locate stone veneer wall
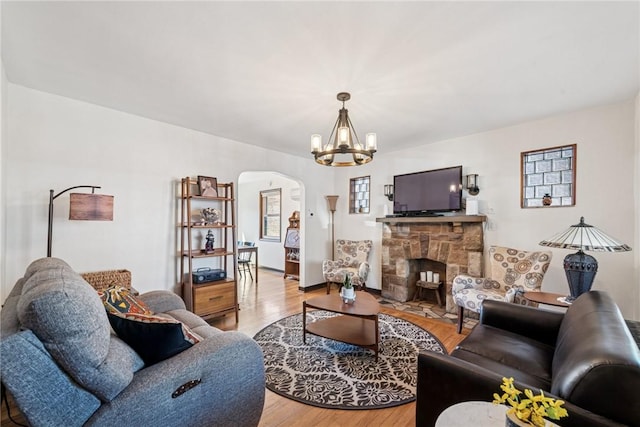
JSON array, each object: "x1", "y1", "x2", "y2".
[{"x1": 380, "y1": 218, "x2": 484, "y2": 313}]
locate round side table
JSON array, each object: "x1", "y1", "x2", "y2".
[
  {"x1": 435, "y1": 401, "x2": 506, "y2": 426},
  {"x1": 436, "y1": 401, "x2": 560, "y2": 426}
]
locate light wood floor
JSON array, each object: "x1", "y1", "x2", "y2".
[{"x1": 1, "y1": 268, "x2": 469, "y2": 427}]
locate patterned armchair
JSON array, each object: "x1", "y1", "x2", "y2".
[
  {"x1": 452, "y1": 246, "x2": 552, "y2": 333},
  {"x1": 322, "y1": 239, "x2": 373, "y2": 294}
]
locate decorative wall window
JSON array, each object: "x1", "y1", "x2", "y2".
[
  {"x1": 349, "y1": 176, "x2": 370, "y2": 214},
  {"x1": 521, "y1": 144, "x2": 576, "y2": 208},
  {"x1": 260, "y1": 189, "x2": 281, "y2": 241}
]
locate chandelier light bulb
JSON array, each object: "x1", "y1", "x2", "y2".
[
  {"x1": 311, "y1": 134, "x2": 322, "y2": 153},
  {"x1": 366, "y1": 133, "x2": 377, "y2": 150}
]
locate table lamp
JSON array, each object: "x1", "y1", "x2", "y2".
[{"x1": 539, "y1": 216, "x2": 631, "y2": 302}]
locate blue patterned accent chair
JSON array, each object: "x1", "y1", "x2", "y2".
[
  {"x1": 452, "y1": 246, "x2": 552, "y2": 333},
  {"x1": 322, "y1": 239, "x2": 373, "y2": 294}
]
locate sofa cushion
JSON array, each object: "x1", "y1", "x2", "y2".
[
  {"x1": 16, "y1": 257, "x2": 139, "y2": 402},
  {"x1": 453, "y1": 324, "x2": 554, "y2": 387},
  {"x1": 107, "y1": 311, "x2": 201, "y2": 366},
  {"x1": 100, "y1": 285, "x2": 152, "y2": 315}
]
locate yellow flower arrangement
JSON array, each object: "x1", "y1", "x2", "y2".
[{"x1": 493, "y1": 377, "x2": 568, "y2": 426}]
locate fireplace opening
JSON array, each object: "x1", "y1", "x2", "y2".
[{"x1": 412, "y1": 259, "x2": 446, "y2": 305}]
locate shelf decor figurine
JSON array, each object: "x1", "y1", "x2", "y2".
[
  {"x1": 204, "y1": 230, "x2": 215, "y2": 253},
  {"x1": 340, "y1": 275, "x2": 356, "y2": 304}
]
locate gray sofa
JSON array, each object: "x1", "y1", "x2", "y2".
[{"x1": 0, "y1": 257, "x2": 265, "y2": 427}]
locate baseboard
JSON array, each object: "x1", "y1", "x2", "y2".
[{"x1": 299, "y1": 283, "x2": 325, "y2": 292}]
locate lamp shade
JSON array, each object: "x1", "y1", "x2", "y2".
[
  {"x1": 326, "y1": 195, "x2": 339, "y2": 212},
  {"x1": 69, "y1": 193, "x2": 114, "y2": 221},
  {"x1": 539, "y1": 217, "x2": 631, "y2": 252}
]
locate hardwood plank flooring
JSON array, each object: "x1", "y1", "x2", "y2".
[{"x1": 1, "y1": 268, "x2": 468, "y2": 426}]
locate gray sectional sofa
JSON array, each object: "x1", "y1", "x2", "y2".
[{"x1": 0, "y1": 257, "x2": 265, "y2": 426}]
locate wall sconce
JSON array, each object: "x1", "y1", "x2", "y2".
[
  {"x1": 465, "y1": 174, "x2": 480, "y2": 196},
  {"x1": 47, "y1": 185, "x2": 114, "y2": 257},
  {"x1": 384, "y1": 185, "x2": 394, "y2": 201}
]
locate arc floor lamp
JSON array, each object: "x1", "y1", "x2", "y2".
[{"x1": 47, "y1": 185, "x2": 114, "y2": 257}]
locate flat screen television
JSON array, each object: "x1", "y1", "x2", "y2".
[{"x1": 393, "y1": 165, "x2": 462, "y2": 216}]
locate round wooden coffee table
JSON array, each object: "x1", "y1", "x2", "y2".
[{"x1": 303, "y1": 291, "x2": 380, "y2": 359}]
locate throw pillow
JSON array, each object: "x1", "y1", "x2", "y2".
[
  {"x1": 100, "y1": 285, "x2": 152, "y2": 315},
  {"x1": 107, "y1": 311, "x2": 201, "y2": 366}
]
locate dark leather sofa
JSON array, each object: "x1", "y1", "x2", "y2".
[{"x1": 416, "y1": 291, "x2": 640, "y2": 427}]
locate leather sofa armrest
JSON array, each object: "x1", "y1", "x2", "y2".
[
  {"x1": 480, "y1": 300, "x2": 564, "y2": 346},
  {"x1": 416, "y1": 351, "x2": 626, "y2": 427}
]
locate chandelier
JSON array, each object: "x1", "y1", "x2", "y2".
[{"x1": 310, "y1": 92, "x2": 377, "y2": 166}]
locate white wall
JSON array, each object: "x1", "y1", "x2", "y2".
[
  {"x1": 1, "y1": 60, "x2": 7, "y2": 285},
  {"x1": 237, "y1": 171, "x2": 301, "y2": 271},
  {"x1": 333, "y1": 100, "x2": 638, "y2": 319},
  {"x1": 3, "y1": 83, "x2": 638, "y2": 319},
  {"x1": 1, "y1": 84, "x2": 333, "y2": 301},
  {"x1": 635, "y1": 92, "x2": 640, "y2": 320}
]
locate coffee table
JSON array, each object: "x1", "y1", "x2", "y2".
[{"x1": 303, "y1": 291, "x2": 380, "y2": 359}]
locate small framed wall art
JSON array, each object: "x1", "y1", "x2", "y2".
[
  {"x1": 521, "y1": 144, "x2": 576, "y2": 208},
  {"x1": 197, "y1": 176, "x2": 218, "y2": 198}
]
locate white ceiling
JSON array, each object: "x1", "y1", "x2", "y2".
[{"x1": 2, "y1": 1, "x2": 639, "y2": 158}]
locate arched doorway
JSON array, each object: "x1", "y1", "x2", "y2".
[{"x1": 237, "y1": 171, "x2": 304, "y2": 284}]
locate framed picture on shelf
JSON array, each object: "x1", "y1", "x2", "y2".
[
  {"x1": 197, "y1": 176, "x2": 218, "y2": 198},
  {"x1": 284, "y1": 228, "x2": 300, "y2": 248}
]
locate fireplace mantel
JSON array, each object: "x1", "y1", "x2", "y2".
[{"x1": 376, "y1": 214, "x2": 486, "y2": 225}]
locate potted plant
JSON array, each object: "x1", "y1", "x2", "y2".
[
  {"x1": 340, "y1": 274, "x2": 356, "y2": 303},
  {"x1": 493, "y1": 377, "x2": 568, "y2": 426}
]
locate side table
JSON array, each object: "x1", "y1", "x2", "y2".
[
  {"x1": 523, "y1": 291, "x2": 570, "y2": 308},
  {"x1": 435, "y1": 401, "x2": 505, "y2": 426},
  {"x1": 436, "y1": 401, "x2": 559, "y2": 427}
]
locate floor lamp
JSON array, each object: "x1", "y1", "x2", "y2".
[
  {"x1": 325, "y1": 195, "x2": 339, "y2": 260},
  {"x1": 47, "y1": 185, "x2": 114, "y2": 257}
]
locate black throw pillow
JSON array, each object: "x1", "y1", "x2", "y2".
[{"x1": 107, "y1": 312, "x2": 199, "y2": 366}]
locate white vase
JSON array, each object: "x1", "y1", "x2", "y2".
[{"x1": 341, "y1": 287, "x2": 355, "y2": 303}]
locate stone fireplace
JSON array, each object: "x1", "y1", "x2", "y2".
[{"x1": 376, "y1": 215, "x2": 486, "y2": 313}]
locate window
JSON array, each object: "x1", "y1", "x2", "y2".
[
  {"x1": 521, "y1": 144, "x2": 576, "y2": 208},
  {"x1": 349, "y1": 176, "x2": 370, "y2": 214},
  {"x1": 260, "y1": 189, "x2": 281, "y2": 241}
]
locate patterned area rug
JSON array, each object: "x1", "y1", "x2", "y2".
[{"x1": 253, "y1": 310, "x2": 445, "y2": 410}]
